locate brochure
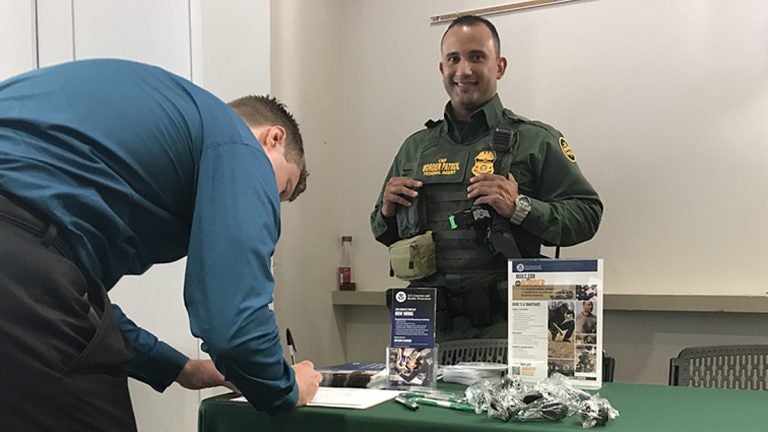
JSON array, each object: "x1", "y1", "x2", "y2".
[
  {"x1": 508, "y1": 259, "x2": 603, "y2": 389},
  {"x1": 387, "y1": 287, "x2": 437, "y2": 387},
  {"x1": 387, "y1": 346, "x2": 436, "y2": 386},
  {"x1": 317, "y1": 361, "x2": 387, "y2": 388}
]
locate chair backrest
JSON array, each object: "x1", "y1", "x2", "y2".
[
  {"x1": 438, "y1": 338, "x2": 508, "y2": 365},
  {"x1": 668, "y1": 345, "x2": 768, "y2": 390},
  {"x1": 437, "y1": 338, "x2": 615, "y2": 382}
]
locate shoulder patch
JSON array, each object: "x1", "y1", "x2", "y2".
[
  {"x1": 559, "y1": 137, "x2": 577, "y2": 163},
  {"x1": 424, "y1": 119, "x2": 443, "y2": 128}
]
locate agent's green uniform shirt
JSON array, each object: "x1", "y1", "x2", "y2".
[{"x1": 371, "y1": 94, "x2": 602, "y2": 266}]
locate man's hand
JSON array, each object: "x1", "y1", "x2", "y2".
[
  {"x1": 467, "y1": 173, "x2": 519, "y2": 218},
  {"x1": 293, "y1": 360, "x2": 322, "y2": 407},
  {"x1": 381, "y1": 177, "x2": 423, "y2": 217},
  {"x1": 175, "y1": 359, "x2": 238, "y2": 393}
]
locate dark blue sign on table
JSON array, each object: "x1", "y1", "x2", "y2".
[{"x1": 389, "y1": 287, "x2": 436, "y2": 348}]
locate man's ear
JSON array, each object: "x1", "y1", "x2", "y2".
[
  {"x1": 266, "y1": 125, "x2": 286, "y2": 149},
  {"x1": 496, "y1": 56, "x2": 508, "y2": 79}
]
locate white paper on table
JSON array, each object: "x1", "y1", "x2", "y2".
[{"x1": 232, "y1": 388, "x2": 401, "y2": 410}]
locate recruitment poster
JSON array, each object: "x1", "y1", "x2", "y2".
[{"x1": 508, "y1": 259, "x2": 603, "y2": 389}]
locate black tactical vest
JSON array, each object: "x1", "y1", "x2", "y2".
[{"x1": 396, "y1": 120, "x2": 517, "y2": 290}]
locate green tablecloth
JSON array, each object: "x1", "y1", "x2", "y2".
[{"x1": 198, "y1": 383, "x2": 768, "y2": 432}]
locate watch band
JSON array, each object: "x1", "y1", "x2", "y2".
[{"x1": 510, "y1": 194, "x2": 532, "y2": 225}]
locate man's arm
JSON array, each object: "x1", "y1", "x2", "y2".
[
  {"x1": 113, "y1": 305, "x2": 238, "y2": 393},
  {"x1": 370, "y1": 137, "x2": 422, "y2": 246},
  {"x1": 520, "y1": 132, "x2": 603, "y2": 247},
  {"x1": 111, "y1": 304, "x2": 189, "y2": 392},
  {"x1": 185, "y1": 141, "x2": 309, "y2": 413}
]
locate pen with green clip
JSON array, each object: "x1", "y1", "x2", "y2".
[
  {"x1": 394, "y1": 396, "x2": 420, "y2": 411},
  {"x1": 411, "y1": 397, "x2": 474, "y2": 411},
  {"x1": 399, "y1": 391, "x2": 466, "y2": 404}
]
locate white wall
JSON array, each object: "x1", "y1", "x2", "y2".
[
  {"x1": 487, "y1": 0, "x2": 768, "y2": 297},
  {"x1": 336, "y1": 0, "x2": 768, "y2": 297},
  {"x1": 0, "y1": 0, "x2": 36, "y2": 79},
  {"x1": 270, "y1": 0, "x2": 768, "y2": 385}
]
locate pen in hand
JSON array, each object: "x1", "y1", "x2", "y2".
[{"x1": 286, "y1": 328, "x2": 297, "y2": 365}]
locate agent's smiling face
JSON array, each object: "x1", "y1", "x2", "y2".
[{"x1": 439, "y1": 24, "x2": 507, "y2": 121}]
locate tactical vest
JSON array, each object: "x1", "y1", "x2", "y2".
[{"x1": 395, "y1": 114, "x2": 519, "y2": 290}]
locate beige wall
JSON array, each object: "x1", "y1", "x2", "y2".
[
  {"x1": 270, "y1": 0, "x2": 348, "y2": 367},
  {"x1": 270, "y1": 0, "x2": 768, "y2": 383}
]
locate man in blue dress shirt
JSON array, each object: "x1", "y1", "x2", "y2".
[{"x1": 0, "y1": 59, "x2": 321, "y2": 431}]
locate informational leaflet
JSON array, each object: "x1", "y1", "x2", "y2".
[
  {"x1": 508, "y1": 259, "x2": 603, "y2": 389},
  {"x1": 387, "y1": 288, "x2": 437, "y2": 387}
]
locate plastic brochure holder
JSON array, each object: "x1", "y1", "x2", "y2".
[{"x1": 387, "y1": 345, "x2": 438, "y2": 388}]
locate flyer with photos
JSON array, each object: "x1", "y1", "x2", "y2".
[{"x1": 508, "y1": 259, "x2": 603, "y2": 389}]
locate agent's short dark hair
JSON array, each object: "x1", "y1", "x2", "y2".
[
  {"x1": 441, "y1": 15, "x2": 501, "y2": 58},
  {"x1": 228, "y1": 95, "x2": 307, "y2": 201}
]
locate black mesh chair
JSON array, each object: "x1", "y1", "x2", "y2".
[
  {"x1": 668, "y1": 345, "x2": 768, "y2": 390},
  {"x1": 437, "y1": 338, "x2": 615, "y2": 382}
]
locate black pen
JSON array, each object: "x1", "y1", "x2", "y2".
[{"x1": 286, "y1": 328, "x2": 297, "y2": 365}]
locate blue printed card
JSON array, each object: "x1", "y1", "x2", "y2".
[{"x1": 389, "y1": 287, "x2": 436, "y2": 348}]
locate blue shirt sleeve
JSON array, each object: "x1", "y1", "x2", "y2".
[
  {"x1": 184, "y1": 140, "x2": 298, "y2": 414},
  {"x1": 111, "y1": 304, "x2": 189, "y2": 392}
]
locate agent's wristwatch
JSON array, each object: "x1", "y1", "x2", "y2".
[{"x1": 510, "y1": 194, "x2": 532, "y2": 225}]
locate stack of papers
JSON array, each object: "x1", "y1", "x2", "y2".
[
  {"x1": 440, "y1": 362, "x2": 507, "y2": 385},
  {"x1": 232, "y1": 387, "x2": 401, "y2": 409},
  {"x1": 307, "y1": 387, "x2": 401, "y2": 409}
]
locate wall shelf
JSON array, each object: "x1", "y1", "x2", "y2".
[{"x1": 332, "y1": 291, "x2": 768, "y2": 314}]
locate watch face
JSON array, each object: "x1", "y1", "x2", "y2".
[{"x1": 511, "y1": 194, "x2": 532, "y2": 225}]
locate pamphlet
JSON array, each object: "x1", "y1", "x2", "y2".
[
  {"x1": 508, "y1": 259, "x2": 603, "y2": 389},
  {"x1": 387, "y1": 287, "x2": 437, "y2": 387},
  {"x1": 317, "y1": 361, "x2": 387, "y2": 388},
  {"x1": 387, "y1": 346, "x2": 436, "y2": 386}
]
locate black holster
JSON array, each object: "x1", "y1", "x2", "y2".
[{"x1": 436, "y1": 282, "x2": 505, "y2": 331}]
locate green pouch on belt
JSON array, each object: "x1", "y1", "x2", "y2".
[{"x1": 388, "y1": 231, "x2": 436, "y2": 281}]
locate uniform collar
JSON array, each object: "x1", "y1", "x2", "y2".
[{"x1": 442, "y1": 94, "x2": 505, "y2": 143}]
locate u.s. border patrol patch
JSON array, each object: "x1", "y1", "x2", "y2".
[{"x1": 559, "y1": 137, "x2": 576, "y2": 163}]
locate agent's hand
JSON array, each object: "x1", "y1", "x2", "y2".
[
  {"x1": 381, "y1": 177, "x2": 423, "y2": 217},
  {"x1": 467, "y1": 173, "x2": 519, "y2": 218},
  {"x1": 175, "y1": 359, "x2": 239, "y2": 393},
  {"x1": 293, "y1": 360, "x2": 322, "y2": 407}
]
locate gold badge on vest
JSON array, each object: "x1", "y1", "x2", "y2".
[{"x1": 471, "y1": 150, "x2": 495, "y2": 176}]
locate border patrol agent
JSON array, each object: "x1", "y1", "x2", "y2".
[{"x1": 371, "y1": 15, "x2": 603, "y2": 341}]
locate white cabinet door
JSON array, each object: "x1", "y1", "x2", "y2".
[
  {"x1": 0, "y1": 0, "x2": 36, "y2": 80},
  {"x1": 70, "y1": 0, "x2": 191, "y2": 77}
]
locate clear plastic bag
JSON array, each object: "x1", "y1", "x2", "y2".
[{"x1": 465, "y1": 373, "x2": 618, "y2": 427}]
